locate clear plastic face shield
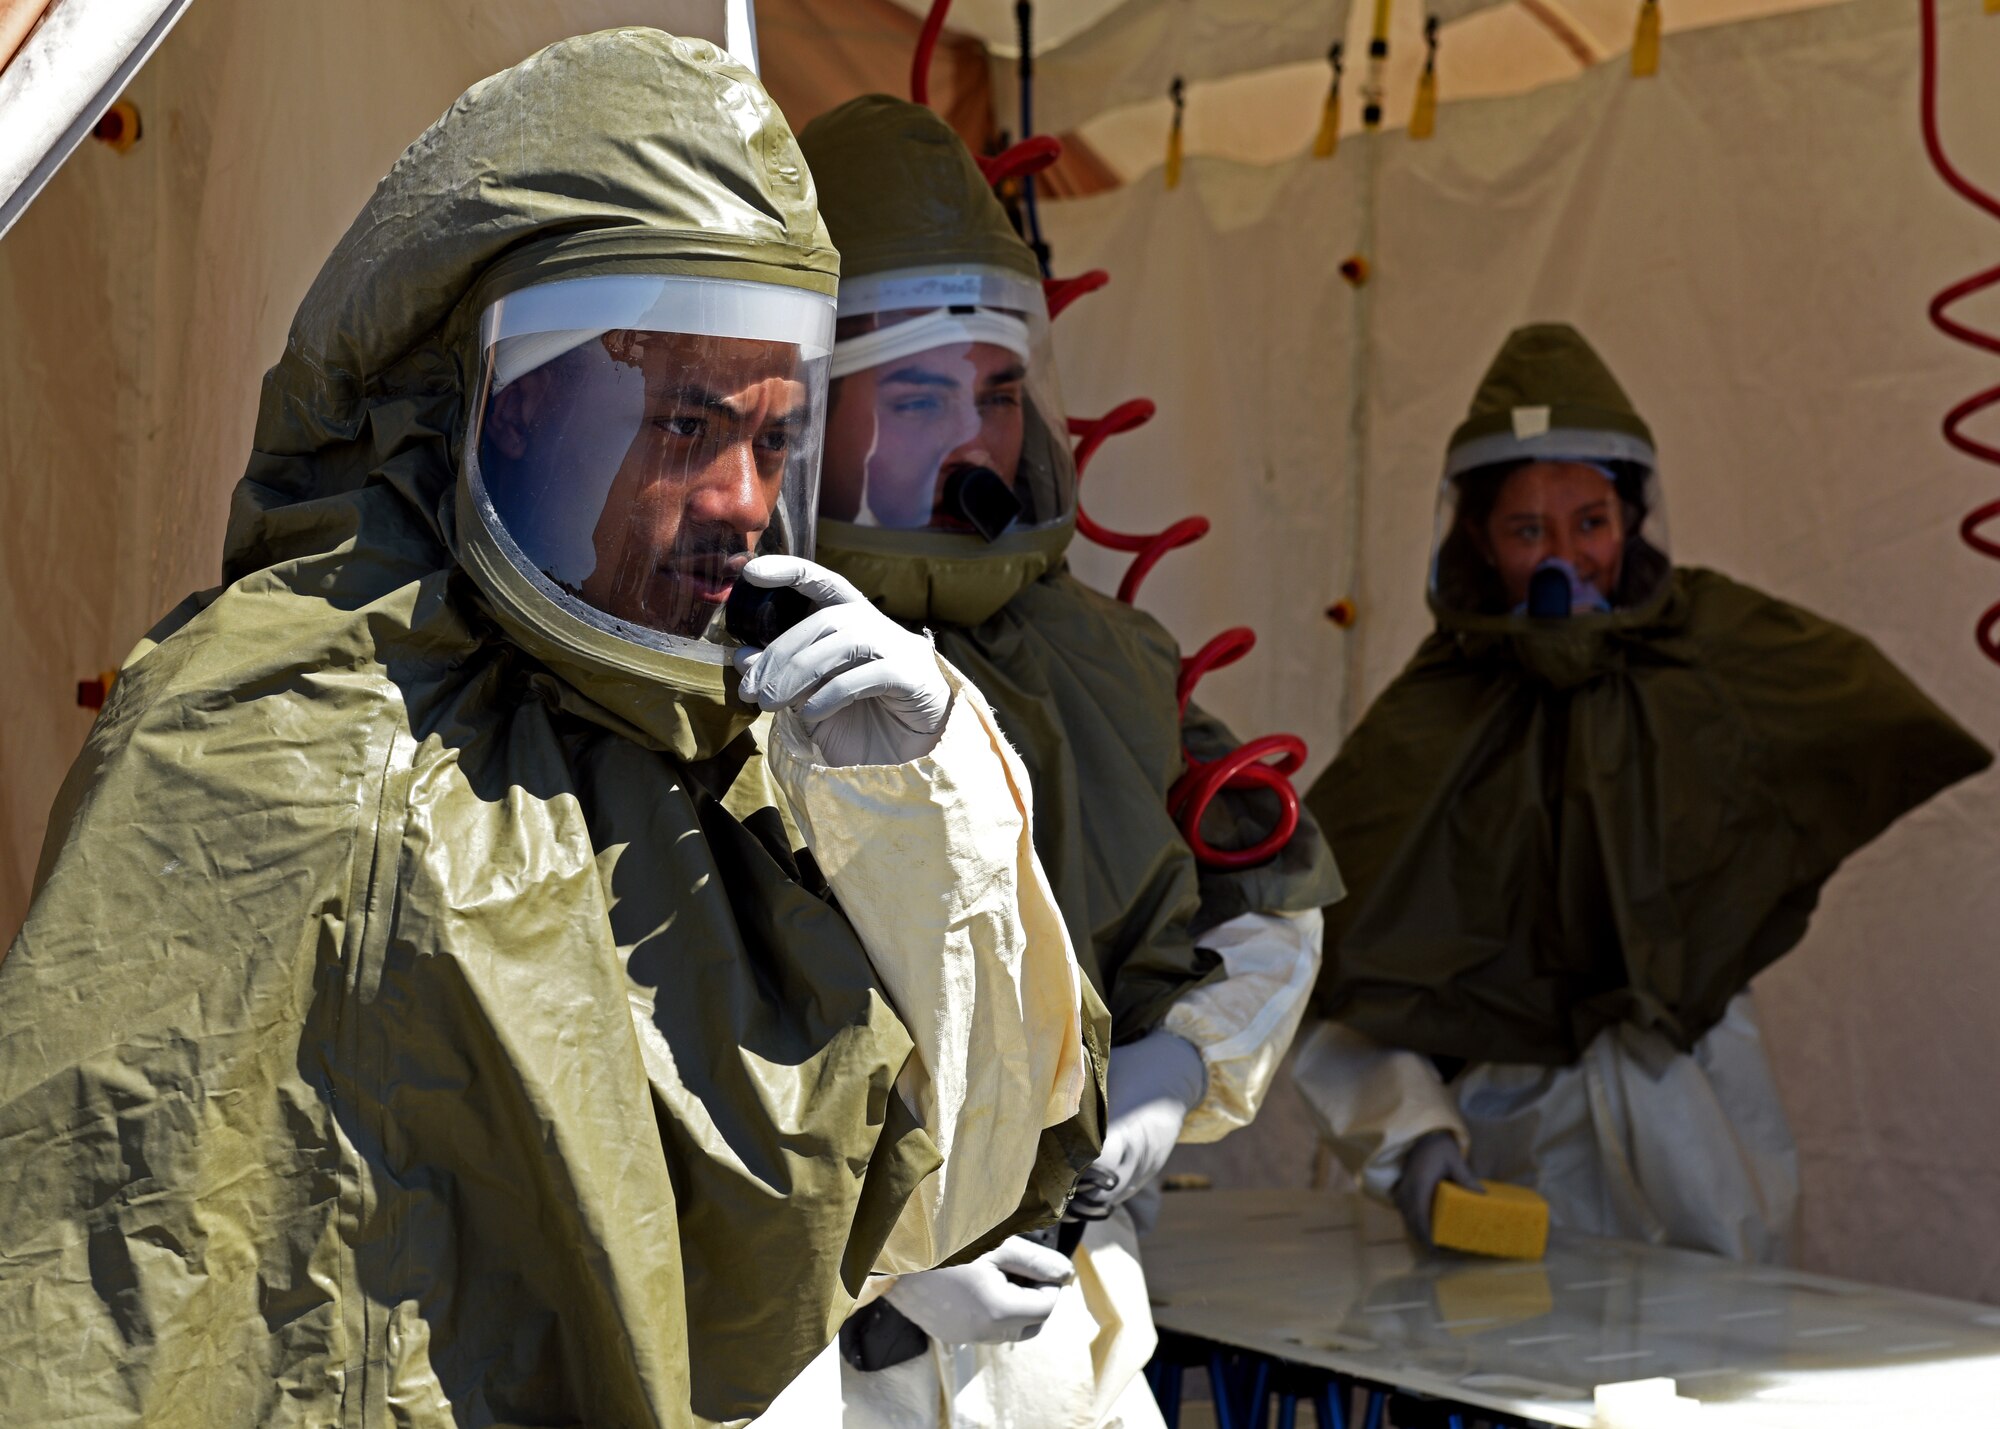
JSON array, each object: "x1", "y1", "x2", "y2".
[
  {"x1": 819, "y1": 266, "x2": 1075, "y2": 541},
  {"x1": 1429, "y1": 433, "x2": 1671, "y2": 618},
  {"x1": 464, "y1": 274, "x2": 834, "y2": 658}
]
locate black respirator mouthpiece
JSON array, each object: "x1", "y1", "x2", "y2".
[
  {"x1": 1527, "y1": 564, "x2": 1574, "y2": 619},
  {"x1": 941, "y1": 465, "x2": 1024, "y2": 543}
]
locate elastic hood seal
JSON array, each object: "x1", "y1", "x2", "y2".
[{"x1": 816, "y1": 517, "x2": 1076, "y2": 627}]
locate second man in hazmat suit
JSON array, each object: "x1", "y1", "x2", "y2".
[
  {"x1": 1292, "y1": 323, "x2": 1989, "y2": 1263},
  {"x1": 0, "y1": 34, "x2": 1105, "y2": 1429},
  {"x1": 760, "y1": 95, "x2": 1342, "y2": 1428}
]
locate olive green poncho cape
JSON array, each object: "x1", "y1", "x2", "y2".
[
  {"x1": 938, "y1": 572, "x2": 1342, "y2": 1040},
  {"x1": 1310, "y1": 324, "x2": 1990, "y2": 1066},
  {"x1": 1312, "y1": 569, "x2": 1988, "y2": 1066},
  {"x1": 0, "y1": 32, "x2": 1100, "y2": 1428}
]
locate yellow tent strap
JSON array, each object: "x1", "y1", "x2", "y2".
[
  {"x1": 1632, "y1": 0, "x2": 1661, "y2": 77},
  {"x1": 1313, "y1": 42, "x2": 1345, "y2": 158},
  {"x1": 1410, "y1": 16, "x2": 1439, "y2": 140},
  {"x1": 1165, "y1": 75, "x2": 1186, "y2": 189}
]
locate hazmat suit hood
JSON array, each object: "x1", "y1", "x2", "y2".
[
  {"x1": 799, "y1": 95, "x2": 1077, "y2": 627},
  {"x1": 1427, "y1": 323, "x2": 1674, "y2": 686},
  {"x1": 227, "y1": 26, "x2": 839, "y2": 762},
  {"x1": 792, "y1": 113, "x2": 1337, "y2": 1045},
  {"x1": 1309, "y1": 322, "x2": 1991, "y2": 1064},
  {"x1": 0, "y1": 32, "x2": 1106, "y2": 1429}
]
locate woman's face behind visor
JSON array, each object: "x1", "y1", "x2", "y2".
[
  {"x1": 1429, "y1": 451, "x2": 1670, "y2": 618},
  {"x1": 1478, "y1": 461, "x2": 1626, "y2": 609},
  {"x1": 466, "y1": 274, "x2": 833, "y2": 654}
]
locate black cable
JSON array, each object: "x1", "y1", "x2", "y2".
[{"x1": 1015, "y1": 1, "x2": 1052, "y2": 277}]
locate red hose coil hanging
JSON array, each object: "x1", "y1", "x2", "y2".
[
  {"x1": 910, "y1": 0, "x2": 950, "y2": 108},
  {"x1": 910, "y1": 0, "x2": 1308, "y2": 865},
  {"x1": 1066, "y1": 401, "x2": 1307, "y2": 867},
  {"x1": 1919, "y1": 0, "x2": 2000, "y2": 664}
]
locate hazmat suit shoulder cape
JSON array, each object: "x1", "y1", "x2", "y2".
[
  {"x1": 1309, "y1": 323, "x2": 1988, "y2": 1066},
  {"x1": 935, "y1": 568, "x2": 1340, "y2": 1041},
  {"x1": 1312, "y1": 567, "x2": 1989, "y2": 1068},
  {"x1": 0, "y1": 32, "x2": 1101, "y2": 1429}
]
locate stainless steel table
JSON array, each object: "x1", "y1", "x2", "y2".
[{"x1": 1142, "y1": 1187, "x2": 2000, "y2": 1427}]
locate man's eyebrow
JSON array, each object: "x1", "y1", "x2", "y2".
[
  {"x1": 981, "y1": 363, "x2": 1027, "y2": 386},
  {"x1": 881, "y1": 367, "x2": 962, "y2": 389},
  {"x1": 655, "y1": 383, "x2": 806, "y2": 423},
  {"x1": 654, "y1": 382, "x2": 730, "y2": 409}
]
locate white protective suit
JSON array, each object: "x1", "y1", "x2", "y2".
[
  {"x1": 761, "y1": 660, "x2": 1096, "y2": 1271},
  {"x1": 758, "y1": 909, "x2": 1324, "y2": 1428},
  {"x1": 1291, "y1": 991, "x2": 1799, "y2": 1264}
]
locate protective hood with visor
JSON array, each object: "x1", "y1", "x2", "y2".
[
  {"x1": 801, "y1": 95, "x2": 1078, "y2": 626},
  {"x1": 465, "y1": 273, "x2": 833, "y2": 658},
  {"x1": 1429, "y1": 324, "x2": 1671, "y2": 623}
]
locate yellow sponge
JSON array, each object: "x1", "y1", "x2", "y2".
[{"x1": 1431, "y1": 1180, "x2": 1549, "y2": 1260}]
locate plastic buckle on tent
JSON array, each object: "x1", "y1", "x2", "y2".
[{"x1": 92, "y1": 101, "x2": 142, "y2": 154}]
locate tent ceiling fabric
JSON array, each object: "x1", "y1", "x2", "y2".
[
  {"x1": 862, "y1": 0, "x2": 1853, "y2": 183},
  {"x1": 758, "y1": 0, "x2": 993, "y2": 145},
  {"x1": 883, "y1": 0, "x2": 1135, "y2": 55},
  {"x1": 1070, "y1": 0, "x2": 1851, "y2": 180}
]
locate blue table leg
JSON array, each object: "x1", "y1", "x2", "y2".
[
  {"x1": 1361, "y1": 1389, "x2": 1387, "y2": 1429},
  {"x1": 1314, "y1": 1378, "x2": 1348, "y2": 1429},
  {"x1": 1148, "y1": 1360, "x2": 1182, "y2": 1427}
]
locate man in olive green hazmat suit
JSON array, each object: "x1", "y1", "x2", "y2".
[
  {"x1": 752, "y1": 95, "x2": 1343, "y2": 1428},
  {"x1": 0, "y1": 34, "x2": 1109, "y2": 1429},
  {"x1": 1293, "y1": 322, "x2": 1990, "y2": 1262}
]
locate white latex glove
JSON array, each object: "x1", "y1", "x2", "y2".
[
  {"x1": 883, "y1": 1236, "x2": 1074, "y2": 1345},
  {"x1": 1070, "y1": 1030, "x2": 1207, "y2": 1219},
  {"x1": 731, "y1": 556, "x2": 952, "y2": 767}
]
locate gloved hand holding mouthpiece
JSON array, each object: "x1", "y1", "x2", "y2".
[
  {"x1": 731, "y1": 555, "x2": 951, "y2": 767},
  {"x1": 1394, "y1": 1128, "x2": 1483, "y2": 1246},
  {"x1": 884, "y1": 1236, "x2": 1075, "y2": 1345},
  {"x1": 1070, "y1": 1030, "x2": 1207, "y2": 1220}
]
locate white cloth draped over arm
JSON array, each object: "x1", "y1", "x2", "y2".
[
  {"x1": 1290, "y1": 1018, "x2": 1469, "y2": 1201},
  {"x1": 766, "y1": 656, "x2": 1090, "y2": 1274},
  {"x1": 1161, "y1": 908, "x2": 1325, "y2": 1144}
]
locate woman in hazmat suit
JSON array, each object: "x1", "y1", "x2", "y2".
[
  {"x1": 0, "y1": 33, "x2": 1108, "y2": 1429},
  {"x1": 1292, "y1": 322, "x2": 1990, "y2": 1262},
  {"x1": 756, "y1": 95, "x2": 1342, "y2": 1428}
]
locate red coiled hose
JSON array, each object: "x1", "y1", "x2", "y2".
[
  {"x1": 910, "y1": 0, "x2": 950, "y2": 107},
  {"x1": 979, "y1": 134, "x2": 1063, "y2": 187},
  {"x1": 1169, "y1": 627, "x2": 1308, "y2": 869},
  {"x1": 1044, "y1": 271, "x2": 1110, "y2": 319},
  {"x1": 1064, "y1": 398, "x2": 1308, "y2": 866},
  {"x1": 907, "y1": 2, "x2": 1310, "y2": 865},
  {"x1": 1919, "y1": 0, "x2": 2000, "y2": 664}
]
